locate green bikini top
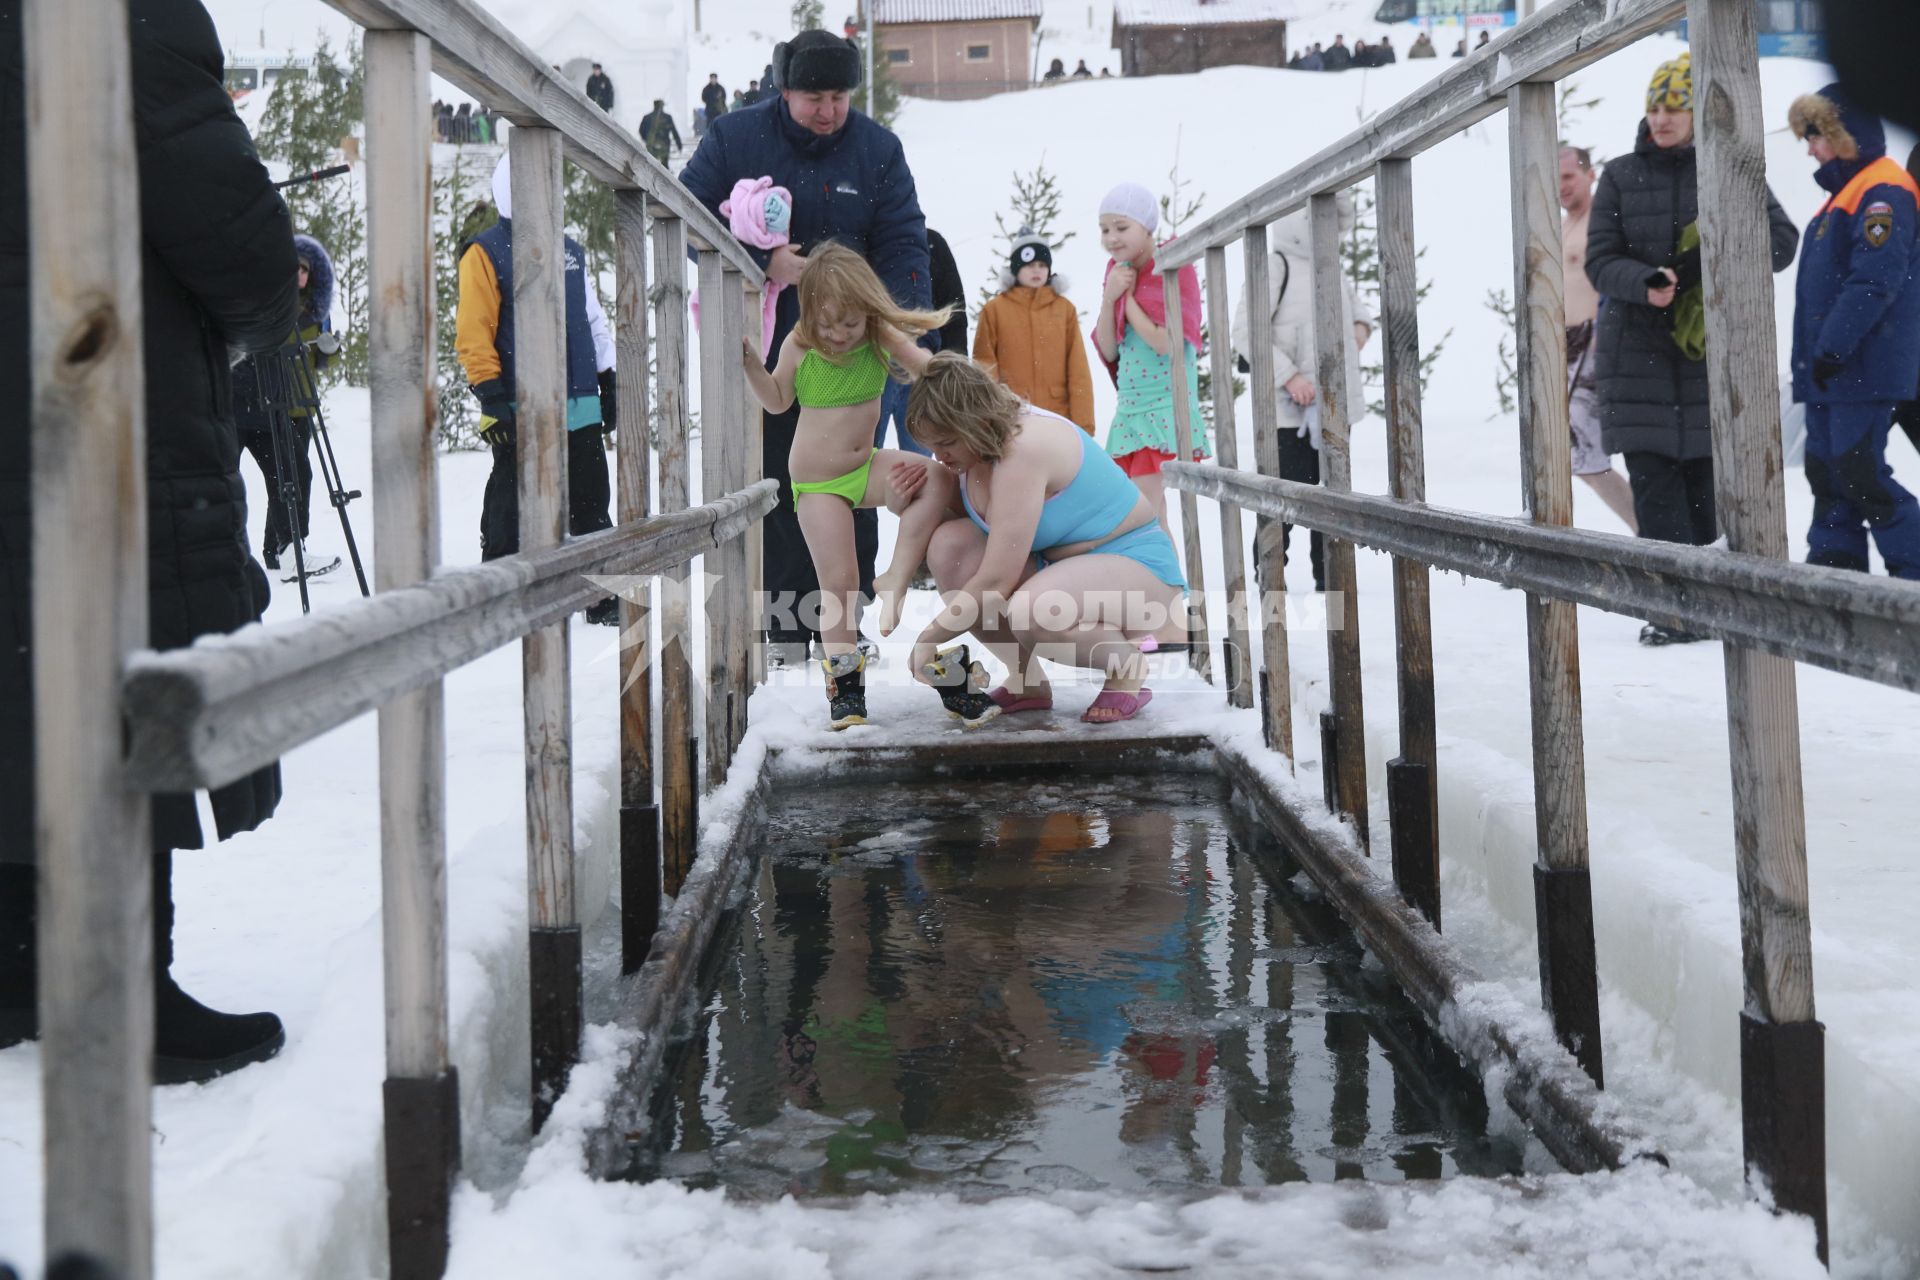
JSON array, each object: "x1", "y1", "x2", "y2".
[{"x1": 795, "y1": 340, "x2": 889, "y2": 408}]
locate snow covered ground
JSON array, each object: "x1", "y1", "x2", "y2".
[{"x1": 6, "y1": 2, "x2": 1919, "y2": 1276}]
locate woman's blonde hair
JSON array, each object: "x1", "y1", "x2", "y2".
[
  {"x1": 906, "y1": 352, "x2": 1026, "y2": 461},
  {"x1": 794, "y1": 242, "x2": 952, "y2": 361}
]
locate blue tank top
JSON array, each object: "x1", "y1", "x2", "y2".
[{"x1": 959, "y1": 412, "x2": 1143, "y2": 552}]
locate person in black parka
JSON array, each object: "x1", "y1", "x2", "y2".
[
  {"x1": 1, "y1": 0, "x2": 299, "y2": 1080},
  {"x1": 1586, "y1": 52, "x2": 1797, "y2": 644},
  {"x1": 679, "y1": 28, "x2": 933, "y2": 664}
]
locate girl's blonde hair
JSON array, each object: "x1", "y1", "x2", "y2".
[
  {"x1": 794, "y1": 241, "x2": 952, "y2": 358},
  {"x1": 906, "y1": 352, "x2": 1026, "y2": 462}
]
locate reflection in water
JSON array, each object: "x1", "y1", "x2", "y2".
[{"x1": 638, "y1": 778, "x2": 1529, "y2": 1199}]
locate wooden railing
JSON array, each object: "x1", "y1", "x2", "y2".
[
  {"x1": 1153, "y1": 0, "x2": 1901, "y2": 1263},
  {"x1": 25, "y1": 2, "x2": 773, "y2": 1276}
]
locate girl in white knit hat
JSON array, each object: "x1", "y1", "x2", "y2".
[{"x1": 1089, "y1": 181, "x2": 1211, "y2": 530}]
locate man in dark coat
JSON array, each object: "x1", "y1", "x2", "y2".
[
  {"x1": 639, "y1": 98, "x2": 683, "y2": 166},
  {"x1": 1585, "y1": 51, "x2": 1797, "y2": 644},
  {"x1": 1786, "y1": 83, "x2": 1920, "y2": 579},
  {"x1": 586, "y1": 62, "x2": 615, "y2": 112},
  {"x1": 0, "y1": 0, "x2": 297, "y2": 1079},
  {"x1": 680, "y1": 28, "x2": 933, "y2": 664},
  {"x1": 1322, "y1": 35, "x2": 1353, "y2": 71},
  {"x1": 702, "y1": 72, "x2": 728, "y2": 121},
  {"x1": 875, "y1": 227, "x2": 965, "y2": 458}
]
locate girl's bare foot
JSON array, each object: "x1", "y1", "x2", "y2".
[{"x1": 872, "y1": 571, "x2": 910, "y2": 636}]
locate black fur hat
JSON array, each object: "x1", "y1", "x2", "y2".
[{"x1": 772, "y1": 30, "x2": 863, "y2": 92}]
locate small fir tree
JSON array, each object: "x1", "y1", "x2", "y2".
[
  {"x1": 791, "y1": 0, "x2": 826, "y2": 30},
  {"x1": 1486, "y1": 287, "x2": 1519, "y2": 417},
  {"x1": 975, "y1": 161, "x2": 1077, "y2": 310},
  {"x1": 1341, "y1": 179, "x2": 1453, "y2": 418}
]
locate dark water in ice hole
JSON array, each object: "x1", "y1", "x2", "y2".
[{"x1": 636, "y1": 776, "x2": 1530, "y2": 1199}]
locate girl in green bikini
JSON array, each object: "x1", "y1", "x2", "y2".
[{"x1": 741, "y1": 243, "x2": 953, "y2": 729}]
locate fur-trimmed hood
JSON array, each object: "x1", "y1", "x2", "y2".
[{"x1": 1789, "y1": 82, "x2": 1886, "y2": 161}]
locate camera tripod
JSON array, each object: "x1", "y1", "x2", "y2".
[{"x1": 249, "y1": 335, "x2": 369, "y2": 614}]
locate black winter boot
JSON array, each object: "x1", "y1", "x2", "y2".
[
  {"x1": 0, "y1": 863, "x2": 35, "y2": 1050},
  {"x1": 152, "y1": 848, "x2": 285, "y2": 1085},
  {"x1": 921, "y1": 644, "x2": 1001, "y2": 727},
  {"x1": 821, "y1": 650, "x2": 868, "y2": 730}
]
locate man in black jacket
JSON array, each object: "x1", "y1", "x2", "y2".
[
  {"x1": 702, "y1": 72, "x2": 728, "y2": 122},
  {"x1": 1, "y1": 0, "x2": 298, "y2": 1080},
  {"x1": 680, "y1": 28, "x2": 933, "y2": 665},
  {"x1": 639, "y1": 98, "x2": 683, "y2": 166},
  {"x1": 586, "y1": 62, "x2": 615, "y2": 112}
]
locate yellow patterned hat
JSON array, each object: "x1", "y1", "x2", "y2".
[{"x1": 1646, "y1": 51, "x2": 1693, "y2": 112}]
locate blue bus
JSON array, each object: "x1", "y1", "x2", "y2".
[{"x1": 1679, "y1": 0, "x2": 1825, "y2": 59}]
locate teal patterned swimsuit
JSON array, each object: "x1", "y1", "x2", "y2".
[{"x1": 1106, "y1": 327, "x2": 1210, "y2": 462}]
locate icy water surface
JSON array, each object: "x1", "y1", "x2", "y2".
[{"x1": 640, "y1": 777, "x2": 1528, "y2": 1199}]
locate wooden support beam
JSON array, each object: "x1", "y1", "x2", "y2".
[
  {"x1": 1241, "y1": 226, "x2": 1294, "y2": 762},
  {"x1": 652, "y1": 218, "x2": 699, "y2": 893},
  {"x1": 613, "y1": 191, "x2": 659, "y2": 976},
  {"x1": 26, "y1": 0, "x2": 154, "y2": 1272},
  {"x1": 1160, "y1": 277, "x2": 1213, "y2": 683},
  {"x1": 743, "y1": 281, "x2": 767, "y2": 689},
  {"x1": 508, "y1": 125, "x2": 579, "y2": 1131},
  {"x1": 365, "y1": 30, "x2": 458, "y2": 1280},
  {"x1": 1376, "y1": 157, "x2": 1440, "y2": 928},
  {"x1": 695, "y1": 250, "x2": 732, "y2": 787},
  {"x1": 1690, "y1": 0, "x2": 1825, "y2": 1258},
  {"x1": 1510, "y1": 80, "x2": 1601, "y2": 1087},
  {"x1": 1309, "y1": 194, "x2": 1368, "y2": 849},
  {"x1": 1204, "y1": 247, "x2": 1254, "y2": 708},
  {"x1": 313, "y1": 0, "x2": 763, "y2": 277},
  {"x1": 722, "y1": 268, "x2": 752, "y2": 755},
  {"x1": 1157, "y1": 0, "x2": 1686, "y2": 269}
]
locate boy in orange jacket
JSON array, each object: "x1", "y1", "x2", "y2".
[{"x1": 973, "y1": 231, "x2": 1096, "y2": 433}]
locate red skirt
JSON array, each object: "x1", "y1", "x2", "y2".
[{"x1": 1115, "y1": 448, "x2": 1173, "y2": 478}]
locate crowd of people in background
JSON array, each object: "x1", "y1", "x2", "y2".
[
  {"x1": 1042, "y1": 57, "x2": 1111, "y2": 81},
  {"x1": 432, "y1": 99, "x2": 503, "y2": 144},
  {"x1": 1289, "y1": 34, "x2": 1397, "y2": 71}
]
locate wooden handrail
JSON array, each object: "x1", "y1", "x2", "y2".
[
  {"x1": 316, "y1": 0, "x2": 765, "y2": 282},
  {"x1": 1164, "y1": 464, "x2": 1920, "y2": 692},
  {"x1": 1156, "y1": 0, "x2": 1682, "y2": 270},
  {"x1": 121, "y1": 482, "x2": 777, "y2": 792}
]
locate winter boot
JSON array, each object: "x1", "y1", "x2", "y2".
[
  {"x1": 920, "y1": 644, "x2": 1001, "y2": 727},
  {"x1": 821, "y1": 650, "x2": 868, "y2": 730},
  {"x1": 152, "y1": 848, "x2": 285, "y2": 1085},
  {"x1": 584, "y1": 596, "x2": 621, "y2": 627},
  {"x1": 0, "y1": 862, "x2": 35, "y2": 1050}
]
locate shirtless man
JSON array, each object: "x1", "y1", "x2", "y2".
[{"x1": 1560, "y1": 144, "x2": 1639, "y2": 532}]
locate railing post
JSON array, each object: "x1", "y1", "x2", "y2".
[
  {"x1": 1690, "y1": 0, "x2": 1825, "y2": 1258},
  {"x1": 1204, "y1": 246, "x2": 1254, "y2": 708},
  {"x1": 1242, "y1": 226, "x2": 1294, "y2": 762},
  {"x1": 1509, "y1": 80, "x2": 1602, "y2": 1087},
  {"x1": 27, "y1": 0, "x2": 154, "y2": 1272},
  {"x1": 1160, "y1": 280, "x2": 1214, "y2": 682},
  {"x1": 508, "y1": 125, "x2": 580, "y2": 1130},
  {"x1": 743, "y1": 281, "x2": 767, "y2": 689},
  {"x1": 695, "y1": 249, "x2": 732, "y2": 786},
  {"x1": 613, "y1": 191, "x2": 659, "y2": 975},
  {"x1": 1309, "y1": 193, "x2": 1369, "y2": 848},
  {"x1": 1376, "y1": 157, "x2": 1440, "y2": 930},
  {"x1": 651, "y1": 215, "x2": 699, "y2": 893},
  {"x1": 722, "y1": 267, "x2": 751, "y2": 755},
  {"x1": 365, "y1": 30, "x2": 458, "y2": 1278}
]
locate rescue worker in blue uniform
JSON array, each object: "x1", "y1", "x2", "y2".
[
  {"x1": 457, "y1": 154, "x2": 622, "y2": 621},
  {"x1": 1787, "y1": 83, "x2": 1920, "y2": 579}
]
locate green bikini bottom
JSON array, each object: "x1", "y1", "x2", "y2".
[{"x1": 791, "y1": 449, "x2": 877, "y2": 509}]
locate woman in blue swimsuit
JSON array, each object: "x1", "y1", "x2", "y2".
[{"x1": 894, "y1": 354, "x2": 1190, "y2": 723}]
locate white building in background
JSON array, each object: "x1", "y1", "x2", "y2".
[{"x1": 480, "y1": 0, "x2": 692, "y2": 136}]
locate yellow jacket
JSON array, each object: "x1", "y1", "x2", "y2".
[
  {"x1": 973, "y1": 285, "x2": 1096, "y2": 434},
  {"x1": 455, "y1": 244, "x2": 504, "y2": 386}
]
